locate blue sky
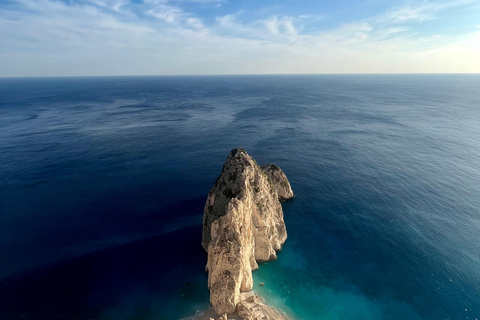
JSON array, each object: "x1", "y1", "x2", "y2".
[{"x1": 1, "y1": 0, "x2": 479, "y2": 76}]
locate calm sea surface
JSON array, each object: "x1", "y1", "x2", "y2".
[{"x1": 0, "y1": 75, "x2": 479, "y2": 320}]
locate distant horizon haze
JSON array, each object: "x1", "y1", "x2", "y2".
[{"x1": 1, "y1": 72, "x2": 480, "y2": 79}]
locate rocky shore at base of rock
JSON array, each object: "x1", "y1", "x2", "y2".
[{"x1": 182, "y1": 291, "x2": 292, "y2": 320}]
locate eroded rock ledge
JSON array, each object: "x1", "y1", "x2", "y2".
[{"x1": 202, "y1": 148, "x2": 294, "y2": 317}]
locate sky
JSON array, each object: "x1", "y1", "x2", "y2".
[{"x1": 0, "y1": 0, "x2": 479, "y2": 76}]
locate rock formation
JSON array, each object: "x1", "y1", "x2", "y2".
[
  {"x1": 202, "y1": 148, "x2": 294, "y2": 316},
  {"x1": 260, "y1": 164, "x2": 294, "y2": 202}
]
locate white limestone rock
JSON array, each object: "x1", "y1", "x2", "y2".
[
  {"x1": 202, "y1": 148, "x2": 293, "y2": 315},
  {"x1": 260, "y1": 164, "x2": 294, "y2": 202}
]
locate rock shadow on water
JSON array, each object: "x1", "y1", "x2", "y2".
[{"x1": 0, "y1": 224, "x2": 209, "y2": 320}]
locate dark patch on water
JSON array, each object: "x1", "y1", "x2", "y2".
[{"x1": 0, "y1": 225, "x2": 209, "y2": 320}]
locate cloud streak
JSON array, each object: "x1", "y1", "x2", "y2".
[{"x1": 379, "y1": 0, "x2": 479, "y2": 23}]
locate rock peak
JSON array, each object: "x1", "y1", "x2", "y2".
[
  {"x1": 229, "y1": 147, "x2": 247, "y2": 158},
  {"x1": 202, "y1": 149, "x2": 294, "y2": 316}
]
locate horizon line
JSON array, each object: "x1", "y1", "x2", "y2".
[{"x1": 1, "y1": 72, "x2": 480, "y2": 79}]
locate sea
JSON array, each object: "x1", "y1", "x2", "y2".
[{"x1": 0, "y1": 74, "x2": 479, "y2": 320}]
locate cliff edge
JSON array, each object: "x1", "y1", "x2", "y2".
[{"x1": 202, "y1": 148, "x2": 294, "y2": 316}]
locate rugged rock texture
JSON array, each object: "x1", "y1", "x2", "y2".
[
  {"x1": 206, "y1": 197, "x2": 257, "y2": 315},
  {"x1": 260, "y1": 164, "x2": 294, "y2": 202},
  {"x1": 202, "y1": 148, "x2": 293, "y2": 315},
  {"x1": 236, "y1": 292, "x2": 290, "y2": 320}
]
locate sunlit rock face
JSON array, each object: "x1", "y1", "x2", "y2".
[
  {"x1": 260, "y1": 164, "x2": 294, "y2": 202},
  {"x1": 202, "y1": 148, "x2": 293, "y2": 315}
]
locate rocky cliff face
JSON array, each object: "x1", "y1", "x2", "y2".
[
  {"x1": 202, "y1": 148, "x2": 294, "y2": 315},
  {"x1": 261, "y1": 164, "x2": 294, "y2": 202}
]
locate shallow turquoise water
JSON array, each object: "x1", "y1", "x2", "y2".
[{"x1": 1, "y1": 75, "x2": 479, "y2": 320}]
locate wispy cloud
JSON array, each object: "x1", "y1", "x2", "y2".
[
  {"x1": 264, "y1": 16, "x2": 297, "y2": 36},
  {"x1": 385, "y1": 27, "x2": 410, "y2": 34},
  {"x1": 379, "y1": 0, "x2": 479, "y2": 23},
  {"x1": 87, "y1": 0, "x2": 129, "y2": 12}
]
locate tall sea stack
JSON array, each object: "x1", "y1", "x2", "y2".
[{"x1": 202, "y1": 148, "x2": 294, "y2": 316}]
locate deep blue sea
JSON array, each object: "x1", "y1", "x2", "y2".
[{"x1": 1, "y1": 74, "x2": 480, "y2": 320}]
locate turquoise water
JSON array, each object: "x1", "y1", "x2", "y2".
[{"x1": 1, "y1": 75, "x2": 480, "y2": 319}]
